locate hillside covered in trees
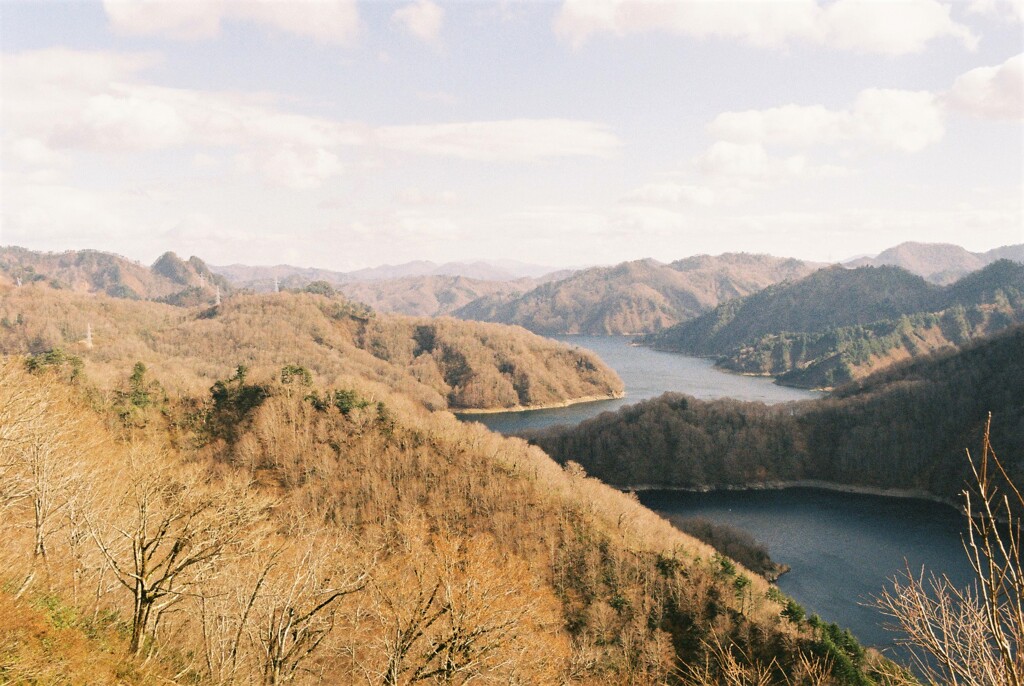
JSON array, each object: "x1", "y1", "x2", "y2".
[
  {"x1": 846, "y1": 241, "x2": 1024, "y2": 284},
  {"x1": 530, "y1": 325, "x2": 1024, "y2": 502},
  {"x1": 0, "y1": 286, "x2": 901, "y2": 684},
  {"x1": 0, "y1": 246, "x2": 231, "y2": 305},
  {"x1": 643, "y1": 261, "x2": 1024, "y2": 388},
  {"x1": 454, "y1": 253, "x2": 821, "y2": 335},
  {"x1": 0, "y1": 283, "x2": 622, "y2": 412}
]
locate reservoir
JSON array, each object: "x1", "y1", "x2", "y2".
[
  {"x1": 638, "y1": 487, "x2": 974, "y2": 655},
  {"x1": 458, "y1": 335, "x2": 976, "y2": 659},
  {"x1": 457, "y1": 335, "x2": 819, "y2": 434}
]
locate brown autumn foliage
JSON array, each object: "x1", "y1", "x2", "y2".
[
  {"x1": 0, "y1": 284, "x2": 895, "y2": 684},
  {"x1": 454, "y1": 254, "x2": 821, "y2": 335},
  {"x1": 0, "y1": 282, "x2": 622, "y2": 411},
  {"x1": 0, "y1": 245, "x2": 229, "y2": 302}
]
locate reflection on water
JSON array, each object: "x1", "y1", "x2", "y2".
[
  {"x1": 639, "y1": 488, "x2": 974, "y2": 656},
  {"x1": 457, "y1": 335, "x2": 820, "y2": 434}
]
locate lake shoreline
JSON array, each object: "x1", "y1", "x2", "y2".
[
  {"x1": 622, "y1": 479, "x2": 962, "y2": 512},
  {"x1": 636, "y1": 341, "x2": 833, "y2": 393},
  {"x1": 455, "y1": 391, "x2": 626, "y2": 416}
]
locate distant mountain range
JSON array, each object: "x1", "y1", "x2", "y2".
[
  {"x1": 454, "y1": 254, "x2": 823, "y2": 335},
  {"x1": 0, "y1": 246, "x2": 229, "y2": 306},
  {"x1": 846, "y1": 241, "x2": 1024, "y2": 284},
  {"x1": 210, "y1": 258, "x2": 566, "y2": 288},
  {"x1": 335, "y1": 275, "x2": 544, "y2": 317},
  {"x1": 6, "y1": 243, "x2": 1022, "y2": 338},
  {"x1": 644, "y1": 260, "x2": 1024, "y2": 388}
]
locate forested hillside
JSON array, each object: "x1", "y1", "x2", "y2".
[
  {"x1": 455, "y1": 254, "x2": 820, "y2": 335},
  {"x1": 0, "y1": 283, "x2": 622, "y2": 412},
  {"x1": 847, "y1": 241, "x2": 1024, "y2": 284},
  {"x1": 531, "y1": 325, "x2": 1024, "y2": 502},
  {"x1": 644, "y1": 261, "x2": 1024, "y2": 388},
  {"x1": 0, "y1": 246, "x2": 230, "y2": 304},
  {"x1": 0, "y1": 287, "x2": 899, "y2": 684}
]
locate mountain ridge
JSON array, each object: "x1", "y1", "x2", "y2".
[
  {"x1": 846, "y1": 241, "x2": 1024, "y2": 284},
  {"x1": 454, "y1": 253, "x2": 824, "y2": 335},
  {"x1": 643, "y1": 261, "x2": 1024, "y2": 388}
]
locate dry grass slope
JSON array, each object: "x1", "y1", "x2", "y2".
[{"x1": 0, "y1": 285, "x2": 896, "y2": 684}]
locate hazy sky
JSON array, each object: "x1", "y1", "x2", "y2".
[{"x1": 2, "y1": 0, "x2": 1022, "y2": 270}]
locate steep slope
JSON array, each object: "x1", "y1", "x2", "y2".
[
  {"x1": 530, "y1": 324, "x2": 1024, "y2": 502},
  {"x1": 0, "y1": 283, "x2": 622, "y2": 412},
  {"x1": 646, "y1": 265, "x2": 939, "y2": 354},
  {"x1": 0, "y1": 292, "x2": 895, "y2": 684},
  {"x1": 645, "y1": 262, "x2": 1024, "y2": 388},
  {"x1": 455, "y1": 254, "x2": 820, "y2": 335},
  {"x1": 847, "y1": 241, "x2": 1023, "y2": 284},
  {"x1": 0, "y1": 247, "x2": 229, "y2": 304}
]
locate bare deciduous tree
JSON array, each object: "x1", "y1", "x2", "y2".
[
  {"x1": 90, "y1": 448, "x2": 265, "y2": 656},
  {"x1": 877, "y1": 414, "x2": 1024, "y2": 685},
  {"x1": 0, "y1": 363, "x2": 47, "y2": 515},
  {"x1": 367, "y1": 532, "x2": 564, "y2": 686},
  {"x1": 251, "y1": 535, "x2": 369, "y2": 685}
]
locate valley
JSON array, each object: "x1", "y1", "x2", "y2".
[
  {"x1": 5, "y1": 6, "x2": 1022, "y2": 682},
  {"x1": 2, "y1": 242, "x2": 1022, "y2": 685}
]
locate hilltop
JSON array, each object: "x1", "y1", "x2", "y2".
[
  {"x1": 0, "y1": 246, "x2": 230, "y2": 305},
  {"x1": 0, "y1": 282, "x2": 894, "y2": 684},
  {"x1": 454, "y1": 253, "x2": 821, "y2": 335},
  {"x1": 0, "y1": 248, "x2": 571, "y2": 318},
  {"x1": 530, "y1": 324, "x2": 1024, "y2": 502},
  {"x1": 0, "y1": 283, "x2": 622, "y2": 412},
  {"x1": 847, "y1": 241, "x2": 1024, "y2": 284},
  {"x1": 644, "y1": 261, "x2": 1024, "y2": 388}
]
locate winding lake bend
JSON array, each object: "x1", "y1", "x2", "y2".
[
  {"x1": 455, "y1": 335, "x2": 819, "y2": 434},
  {"x1": 456, "y1": 335, "x2": 976, "y2": 657}
]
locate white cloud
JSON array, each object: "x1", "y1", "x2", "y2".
[
  {"x1": 2, "y1": 181, "x2": 168, "y2": 244},
  {"x1": 968, "y1": 0, "x2": 1024, "y2": 22},
  {"x1": 554, "y1": 0, "x2": 976, "y2": 55},
  {"x1": 622, "y1": 182, "x2": 716, "y2": 206},
  {"x1": 611, "y1": 205, "x2": 688, "y2": 235},
  {"x1": 376, "y1": 120, "x2": 620, "y2": 160},
  {"x1": 695, "y1": 142, "x2": 850, "y2": 187},
  {"x1": 392, "y1": 0, "x2": 444, "y2": 45},
  {"x1": 398, "y1": 188, "x2": 459, "y2": 205},
  {"x1": 1, "y1": 49, "x2": 620, "y2": 191},
  {"x1": 946, "y1": 53, "x2": 1024, "y2": 120},
  {"x1": 6, "y1": 138, "x2": 69, "y2": 169},
  {"x1": 62, "y1": 88, "x2": 191, "y2": 151},
  {"x1": 1, "y1": 49, "x2": 356, "y2": 187},
  {"x1": 823, "y1": 0, "x2": 977, "y2": 54},
  {"x1": 708, "y1": 90, "x2": 945, "y2": 153},
  {"x1": 236, "y1": 145, "x2": 343, "y2": 190},
  {"x1": 395, "y1": 211, "x2": 464, "y2": 239},
  {"x1": 103, "y1": 0, "x2": 360, "y2": 45}
]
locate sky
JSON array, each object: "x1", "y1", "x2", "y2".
[{"x1": 1, "y1": 0, "x2": 1022, "y2": 271}]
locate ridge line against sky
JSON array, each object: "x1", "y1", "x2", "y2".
[{"x1": 1, "y1": 0, "x2": 1022, "y2": 270}]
